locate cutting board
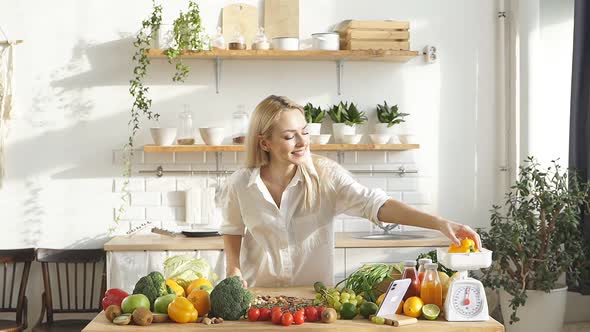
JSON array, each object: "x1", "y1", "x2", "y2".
[
  {"x1": 222, "y1": 3, "x2": 258, "y2": 49},
  {"x1": 264, "y1": 0, "x2": 299, "y2": 39}
]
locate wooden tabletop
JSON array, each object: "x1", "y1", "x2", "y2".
[
  {"x1": 104, "y1": 232, "x2": 450, "y2": 251},
  {"x1": 82, "y1": 287, "x2": 503, "y2": 332}
]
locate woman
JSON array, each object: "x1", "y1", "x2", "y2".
[{"x1": 220, "y1": 95, "x2": 481, "y2": 288}]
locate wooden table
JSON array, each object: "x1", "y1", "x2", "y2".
[{"x1": 83, "y1": 287, "x2": 504, "y2": 332}]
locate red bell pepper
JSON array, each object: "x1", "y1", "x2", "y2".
[{"x1": 101, "y1": 288, "x2": 129, "y2": 310}]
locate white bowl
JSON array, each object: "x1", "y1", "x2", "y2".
[
  {"x1": 272, "y1": 37, "x2": 299, "y2": 50},
  {"x1": 199, "y1": 127, "x2": 225, "y2": 145},
  {"x1": 398, "y1": 134, "x2": 417, "y2": 144},
  {"x1": 341, "y1": 134, "x2": 362, "y2": 144},
  {"x1": 150, "y1": 128, "x2": 177, "y2": 146},
  {"x1": 369, "y1": 134, "x2": 391, "y2": 144},
  {"x1": 310, "y1": 134, "x2": 331, "y2": 144}
]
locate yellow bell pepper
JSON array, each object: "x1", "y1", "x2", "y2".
[
  {"x1": 448, "y1": 238, "x2": 479, "y2": 253},
  {"x1": 166, "y1": 279, "x2": 185, "y2": 297},
  {"x1": 168, "y1": 297, "x2": 198, "y2": 323}
]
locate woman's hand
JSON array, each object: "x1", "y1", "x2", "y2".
[
  {"x1": 227, "y1": 268, "x2": 248, "y2": 289},
  {"x1": 437, "y1": 218, "x2": 482, "y2": 249}
]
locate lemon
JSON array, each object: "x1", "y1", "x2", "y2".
[
  {"x1": 422, "y1": 304, "x2": 440, "y2": 320},
  {"x1": 402, "y1": 296, "x2": 424, "y2": 318},
  {"x1": 376, "y1": 293, "x2": 385, "y2": 306}
]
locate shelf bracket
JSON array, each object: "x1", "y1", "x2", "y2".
[
  {"x1": 336, "y1": 60, "x2": 344, "y2": 95},
  {"x1": 215, "y1": 57, "x2": 222, "y2": 94}
]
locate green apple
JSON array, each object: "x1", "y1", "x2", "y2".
[
  {"x1": 153, "y1": 294, "x2": 176, "y2": 314},
  {"x1": 121, "y1": 294, "x2": 150, "y2": 314}
]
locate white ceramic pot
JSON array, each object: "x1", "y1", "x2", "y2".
[
  {"x1": 499, "y1": 285, "x2": 567, "y2": 332},
  {"x1": 310, "y1": 134, "x2": 331, "y2": 144},
  {"x1": 199, "y1": 127, "x2": 225, "y2": 145},
  {"x1": 150, "y1": 128, "x2": 177, "y2": 146},
  {"x1": 369, "y1": 134, "x2": 391, "y2": 144},
  {"x1": 312, "y1": 32, "x2": 340, "y2": 50},
  {"x1": 398, "y1": 134, "x2": 417, "y2": 144},
  {"x1": 307, "y1": 123, "x2": 322, "y2": 135},
  {"x1": 375, "y1": 123, "x2": 394, "y2": 134},
  {"x1": 332, "y1": 123, "x2": 356, "y2": 143},
  {"x1": 272, "y1": 37, "x2": 299, "y2": 51}
]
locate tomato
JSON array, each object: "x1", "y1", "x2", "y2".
[
  {"x1": 281, "y1": 312, "x2": 293, "y2": 326},
  {"x1": 259, "y1": 307, "x2": 271, "y2": 321},
  {"x1": 316, "y1": 306, "x2": 327, "y2": 319},
  {"x1": 271, "y1": 307, "x2": 282, "y2": 315},
  {"x1": 248, "y1": 308, "x2": 261, "y2": 322},
  {"x1": 271, "y1": 309, "x2": 283, "y2": 325},
  {"x1": 293, "y1": 311, "x2": 305, "y2": 325},
  {"x1": 305, "y1": 306, "x2": 319, "y2": 322}
]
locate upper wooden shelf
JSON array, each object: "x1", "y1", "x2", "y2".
[
  {"x1": 144, "y1": 144, "x2": 419, "y2": 153},
  {"x1": 146, "y1": 49, "x2": 420, "y2": 62}
]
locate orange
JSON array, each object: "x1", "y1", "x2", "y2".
[
  {"x1": 376, "y1": 293, "x2": 385, "y2": 306},
  {"x1": 396, "y1": 300, "x2": 404, "y2": 314},
  {"x1": 187, "y1": 289, "x2": 210, "y2": 316},
  {"x1": 186, "y1": 278, "x2": 213, "y2": 295},
  {"x1": 403, "y1": 296, "x2": 424, "y2": 318}
]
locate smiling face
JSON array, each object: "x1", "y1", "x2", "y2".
[{"x1": 260, "y1": 109, "x2": 310, "y2": 166}]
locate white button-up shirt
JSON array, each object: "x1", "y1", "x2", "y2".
[{"x1": 219, "y1": 164, "x2": 389, "y2": 287}]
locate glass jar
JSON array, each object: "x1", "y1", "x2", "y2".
[
  {"x1": 232, "y1": 104, "x2": 249, "y2": 144},
  {"x1": 420, "y1": 263, "x2": 443, "y2": 308},
  {"x1": 211, "y1": 27, "x2": 225, "y2": 50},
  {"x1": 401, "y1": 260, "x2": 420, "y2": 300},
  {"x1": 417, "y1": 258, "x2": 432, "y2": 283},
  {"x1": 177, "y1": 105, "x2": 195, "y2": 145},
  {"x1": 252, "y1": 27, "x2": 270, "y2": 50},
  {"x1": 228, "y1": 31, "x2": 246, "y2": 50}
]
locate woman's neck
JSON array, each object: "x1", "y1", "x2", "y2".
[{"x1": 261, "y1": 162, "x2": 297, "y2": 188}]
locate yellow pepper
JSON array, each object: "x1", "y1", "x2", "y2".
[
  {"x1": 166, "y1": 279, "x2": 185, "y2": 297},
  {"x1": 448, "y1": 238, "x2": 479, "y2": 253},
  {"x1": 168, "y1": 297, "x2": 198, "y2": 323}
]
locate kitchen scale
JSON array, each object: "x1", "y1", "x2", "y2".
[{"x1": 436, "y1": 248, "x2": 492, "y2": 321}]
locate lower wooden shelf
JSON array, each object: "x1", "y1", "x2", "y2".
[{"x1": 143, "y1": 144, "x2": 419, "y2": 153}]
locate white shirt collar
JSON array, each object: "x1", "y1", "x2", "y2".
[{"x1": 248, "y1": 165, "x2": 303, "y2": 189}]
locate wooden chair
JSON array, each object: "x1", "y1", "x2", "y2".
[
  {"x1": 0, "y1": 248, "x2": 35, "y2": 332},
  {"x1": 33, "y1": 249, "x2": 106, "y2": 332}
]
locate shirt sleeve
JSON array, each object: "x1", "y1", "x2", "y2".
[
  {"x1": 333, "y1": 168, "x2": 390, "y2": 225},
  {"x1": 217, "y1": 179, "x2": 246, "y2": 236}
]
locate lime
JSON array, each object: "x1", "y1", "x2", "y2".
[
  {"x1": 422, "y1": 304, "x2": 440, "y2": 320},
  {"x1": 359, "y1": 302, "x2": 379, "y2": 318},
  {"x1": 340, "y1": 302, "x2": 357, "y2": 320}
]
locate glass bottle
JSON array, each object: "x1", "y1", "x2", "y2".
[
  {"x1": 417, "y1": 258, "x2": 432, "y2": 284},
  {"x1": 401, "y1": 260, "x2": 421, "y2": 300},
  {"x1": 232, "y1": 104, "x2": 249, "y2": 144},
  {"x1": 211, "y1": 27, "x2": 225, "y2": 50},
  {"x1": 420, "y1": 263, "x2": 443, "y2": 308},
  {"x1": 252, "y1": 27, "x2": 270, "y2": 50},
  {"x1": 177, "y1": 104, "x2": 195, "y2": 145},
  {"x1": 228, "y1": 30, "x2": 246, "y2": 50}
]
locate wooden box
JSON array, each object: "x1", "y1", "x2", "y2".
[{"x1": 336, "y1": 20, "x2": 410, "y2": 51}]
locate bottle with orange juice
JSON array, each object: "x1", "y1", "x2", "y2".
[{"x1": 420, "y1": 263, "x2": 443, "y2": 309}]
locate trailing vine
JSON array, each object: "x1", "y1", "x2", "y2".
[{"x1": 165, "y1": 0, "x2": 207, "y2": 82}]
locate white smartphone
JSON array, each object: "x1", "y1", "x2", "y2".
[{"x1": 375, "y1": 278, "x2": 411, "y2": 319}]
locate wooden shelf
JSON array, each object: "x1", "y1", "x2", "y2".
[
  {"x1": 146, "y1": 49, "x2": 420, "y2": 62},
  {"x1": 143, "y1": 144, "x2": 419, "y2": 153}
]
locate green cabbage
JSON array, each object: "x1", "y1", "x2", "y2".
[{"x1": 163, "y1": 255, "x2": 218, "y2": 282}]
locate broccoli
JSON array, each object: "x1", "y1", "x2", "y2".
[
  {"x1": 132, "y1": 271, "x2": 173, "y2": 310},
  {"x1": 209, "y1": 276, "x2": 253, "y2": 320}
]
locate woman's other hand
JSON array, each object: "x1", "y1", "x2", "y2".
[
  {"x1": 227, "y1": 269, "x2": 248, "y2": 288},
  {"x1": 438, "y1": 218, "x2": 482, "y2": 249}
]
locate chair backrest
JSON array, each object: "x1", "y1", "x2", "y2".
[
  {"x1": 0, "y1": 248, "x2": 35, "y2": 326},
  {"x1": 36, "y1": 249, "x2": 106, "y2": 323}
]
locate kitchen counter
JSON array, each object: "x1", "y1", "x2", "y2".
[
  {"x1": 82, "y1": 287, "x2": 504, "y2": 332},
  {"x1": 104, "y1": 231, "x2": 450, "y2": 251}
]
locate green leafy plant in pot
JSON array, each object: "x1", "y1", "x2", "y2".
[
  {"x1": 303, "y1": 103, "x2": 325, "y2": 135},
  {"x1": 117, "y1": 0, "x2": 207, "y2": 231},
  {"x1": 479, "y1": 157, "x2": 590, "y2": 327},
  {"x1": 327, "y1": 101, "x2": 367, "y2": 143}
]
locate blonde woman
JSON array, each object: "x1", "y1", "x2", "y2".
[{"x1": 219, "y1": 95, "x2": 480, "y2": 288}]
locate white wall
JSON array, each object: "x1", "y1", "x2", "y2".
[{"x1": 0, "y1": 0, "x2": 498, "y2": 329}]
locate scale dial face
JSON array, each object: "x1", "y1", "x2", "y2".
[{"x1": 450, "y1": 284, "x2": 484, "y2": 317}]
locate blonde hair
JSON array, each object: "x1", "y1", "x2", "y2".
[{"x1": 245, "y1": 95, "x2": 336, "y2": 212}]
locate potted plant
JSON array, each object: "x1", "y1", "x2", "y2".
[
  {"x1": 375, "y1": 101, "x2": 409, "y2": 143},
  {"x1": 327, "y1": 101, "x2": 367, "y2": 143},
  {"x1": 480, "y1": 157, "x2": 590, "y2": 332},
  {"x1": 303, "y1": 103, "x2": 325, "y2": 135},
  {"x1": 116, "y1": 0, "x2": 207, "y2": 230}
]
